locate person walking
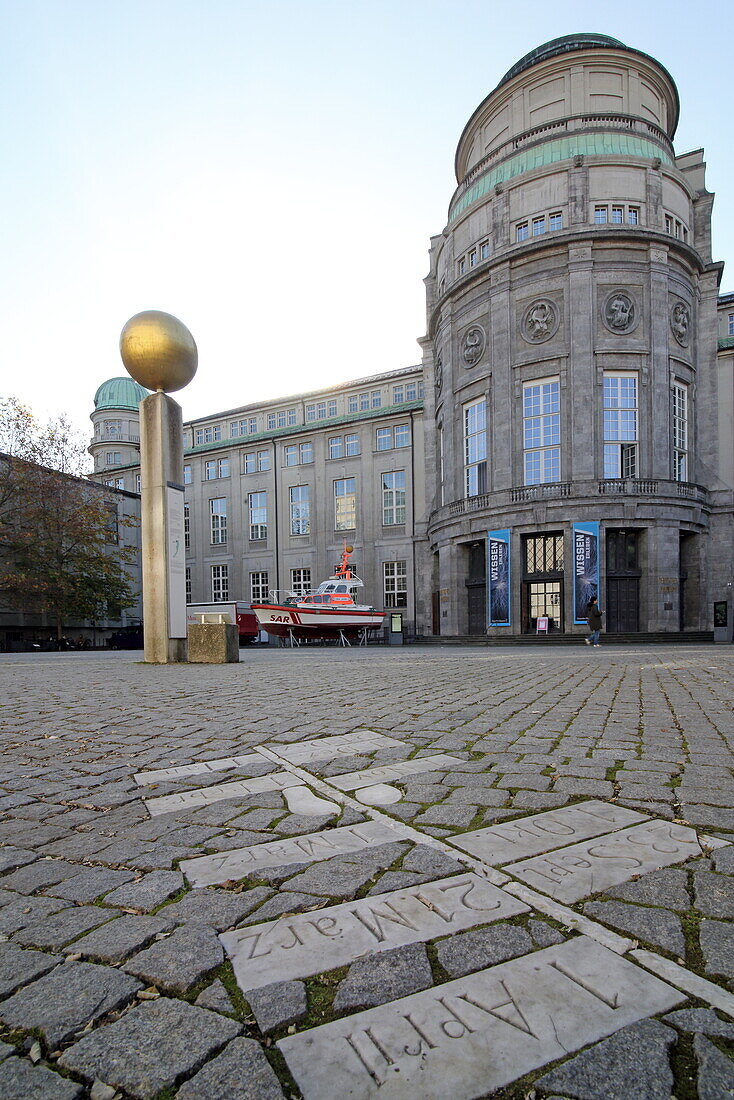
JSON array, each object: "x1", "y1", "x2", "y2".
[{"x1": 585, "y1": 596, "x2": 603, "y2": 647}]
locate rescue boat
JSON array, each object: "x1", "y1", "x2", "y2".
[{"x1": 251, "y1": 545, "x2": 385, "y2": 642}]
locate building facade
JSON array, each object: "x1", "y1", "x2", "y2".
[
  {"x1": 90, "y1": 34, "x2": 734, "y2": 641},
  {"x1": 422, "y1": 33, "x2": 734, "y2": 638},
  {"x1": 90, "y1": 369, "x2": 426, "y2": 635}
]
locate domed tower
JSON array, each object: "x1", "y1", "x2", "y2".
[
  {"x1": 423, "y1": 34, "x2": 723, "y2": 637},
  {"x1": 89, "y1": 377, "x2": 150, "y2": 486}
]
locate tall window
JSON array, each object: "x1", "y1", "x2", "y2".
[
  {"x1": 603, "y1": 374, "x2": 638, "y2": 478},
  {"x1": 383, "y1": 561, "x2": 407, "y2": 608},
  {"x1": 103, "y1": 419, "x2": 122, "y2": 439},
  {"x1": 250, "y1": 571, "x2": 269, "y2": 602},
  {"x1": 211, "y1": 564, "x2": 229, "y2": 602},
  {"x1": 728, "y1": 313, "x2": 734, "y2": 336},
  {"x1": 205, "y1": 457, "x2": 229, "y2": 480},
  {"x1": 523, "y1": 379, "x2": 560, "y2": 485},
  {"x1": 376, "y1": 428, "x2": 392, "y2": 451},
  {"x1": 334, "y1": 477, "x2": 356, "y2": 530},
  {"x1": 184, "y1": 502, "x2": 190, "y2": 550},
  {"x1": 244, "y1": 450, "x2": 270, "y2": 473},
  {"x1": 672, "y1": 382, "x2": 688, "y2": 481},
  {"x1": 230, "y1": 419, "x2": 248, "y2": 437},
  {"x1": 382, "y1": 471, "x2": 406, "y2": 525},
  {"x1": 393, "y1": 385, "x2": 404, "y2": 404},
  {"x1": 464, "y1": 398, "x2": 487, "y2": 496},
  {"x1": 290, "y1": 568, "x2": 311, "y2": 597},
  {"x1": 345, "y1": 433, "x2": 360, "y2": 456},
  {"x1": 185, "y1": 567, "x2": 191, "y2": 603},
  {"x1": 183, "y1": 464, "x2": 192, "y2": 485},
  {"x1": 249, "y1": 491, "x2": 267, "y2": 540},
  {"x1": 329, "y1": 436, "x2": 343, "y2": 459},
  {"x1": 210, "y1": 498, "x2": 227, "y2": 544},
  {"x1": 290, "y1": 485, "x2": 310, "y2": 535}
]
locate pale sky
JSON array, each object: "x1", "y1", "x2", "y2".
[{"x1": 1, "y1": 0, "x2": 732, "y2": 434}]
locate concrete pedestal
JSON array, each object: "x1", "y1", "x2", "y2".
[{"x1": 188, "y1": 623, "x2": 240, "y2": 663}]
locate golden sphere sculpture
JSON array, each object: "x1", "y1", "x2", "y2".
[{"x1": 120, "y1": 310, "x2": 198, "y2": 393}]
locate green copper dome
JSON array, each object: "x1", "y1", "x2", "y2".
[
  {"x1": 498, "y1": 34, "x2": 626, "y2": 87},
  {"x1": 94, "y1": 377, "x2": 150, "y2": 411}
]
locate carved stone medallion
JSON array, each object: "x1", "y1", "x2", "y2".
[
  {"x1": 462, "y1": 326, "x2": 486, "y2": 367},
  {"x1": 670, "y1": 301, "x2": 690, "y2": 346},
  {"x1": 603, "y1": 290, "x2": 638, "y2": 334},
  {"x1": 521, "y1": 299, "x2": 560, "y2": 343}
]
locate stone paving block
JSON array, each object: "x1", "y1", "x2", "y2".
[
  {"x1": 0, "y1": 895, "x2": 71, "y2": 935},
  {"x1": 159, "y1": 887, "x2": 271, "y2": 929},
  {"x1": 125, "y1": 844, "x2": 192, "y2": 870},
  {"x1": 552, "y1": 777, "x2": 615, "y2": 797},
  {"x1": 496, "y1": 773, "x2": 552, "y2": 791},
  {"x1": 0, "y1": 1057, "x2": 84, "y2": 1099},
  {"x1": 59, "y1": 997, "x2": 242, "y2": 1098},
  {"x1": 280, "y1": 841, "x2": 409, "y2": 899},
  {"x1": 0, "y1": 960, "x2": 142, "y2": 1046},
  {"x1": 247, "y1": 979, "x2": 307, "y2": 1033},
  {"x1": 528, "y1": 918, "x2": 566, "y2": 947},
  {"x1": 583, "y1": 901, "x2": 686, "y2": 955},
  {"x1": 194, "y1": 977, "x2": 236, "y2": 1014},
  {"x1": 0, "y1": 847, "x2": 37, "y2": 873},
  {"x1": 175, "y1": 1036, "x2": 284, "y2": 1099},
  {"x1": 605, "y1": 866, "x2": 691, "y2": 910},
  {"x1": 663, "y1": 1007, "x2": 734, "y2": 1037},
  {"x1": 0, "y1": 1040, "x2": 13, "y2": 1060},
  {"x1": 0, "y1": 858, "x2": 80, "y2": 894},
  {"x1": 512, "y1": 792, "x2": 570, "y2": 810},
  {"x1": 401, "y1": 843, "x2": 465, "y2": 876},
  {"x1": 45, "y1": 865, "x2": 136, "y2": 902},
  {"x1": 536, "y1": 1018, "x2": 677, "y2": 1099},
  {"x1": 699, "y1": 919, "x2": 734, "y2": 981},
  {"x1": 333, "y1": 943, "x2": 433, "y2": 1012},
  {"x1": 274, "y1": 812, "x2": 336, "y2": 835},
  {"x1": 0, "y1": 942, "x2": 62, "y2": 998},
  {"x1": 712, "y1": 845, "x2": 734, "y2": 873},
  {"x1": 102, "y1": 869, "x2": 184, "y2": 910},
  {"x1": 694, "y1": 1034, "x2": 734, "y2": 1100},
  {"x1": 435, "y1": 923, "x2": 533, "y2": 978},
  {"x1": 240, "y1": 892, "x2": 318, "y2": 923},
  {"x1": 13, "y1": 905, "x2": 115, "y2": 949},
  {"x1": 413, "y1": 803, "x2": 478, "y2": 828},
  {"x1": 63, "y1": 914, "x2": 175, "y2": 963},
  {"x1": 123, "y1": 924, "x2": 224, "y2": 992},
  {"x1": 694, "y1": 870, "x2": 734, "y2": 918}
]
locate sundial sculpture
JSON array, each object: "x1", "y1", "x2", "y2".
[{"x1": 120, "y1": 310, "x2": 197, "y2": 663}]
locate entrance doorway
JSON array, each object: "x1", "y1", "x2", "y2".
[
  {"x1": 465, "y1": 541, "x2": 486, "y2": 635},
  {"x1": 521, "y1": 533, "x2": 564, "y2": 632},
  {"x1": 606, "y1": 529, "x2": 640, "y2": 632}
]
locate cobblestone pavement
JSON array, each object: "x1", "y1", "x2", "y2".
[{"x1": 0, "y1": 644, "x2": 733, "y2": 1099}]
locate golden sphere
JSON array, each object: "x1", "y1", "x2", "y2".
[{"x1": 120, "y1": 310, "x2": 198, "y2": 393}]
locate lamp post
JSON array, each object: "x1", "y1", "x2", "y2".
[{"x1": 120, "y1": 310, "x2": 197, "y2": 663}]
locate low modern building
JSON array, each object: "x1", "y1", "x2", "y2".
[{"x1": 90, "y1": 34, "x2": 734, "y2": 641}]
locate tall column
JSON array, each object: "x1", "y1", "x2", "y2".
[{"x1": 140, "y1": 392, "x2": 187, "y2": 663}]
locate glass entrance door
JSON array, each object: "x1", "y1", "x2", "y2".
[{"x1": 527, "y1": 581, "x2": 563, "y2": 632}]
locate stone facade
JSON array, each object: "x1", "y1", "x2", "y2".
[{"x1": 422, "y1": 33, "x2": 734, "y2": 637}]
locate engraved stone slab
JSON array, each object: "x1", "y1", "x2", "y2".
[
  {"x1": 221, "y1": 873, "x2": 528, "y2": 991},
  {"x1": 277, "y1": 936, "x2": 684, "y2": 1099},
  {"x1": 451, "y1": 801, "x2": 647, "y2": 865},
  {"x1": 143, "y1": 771, "x2": 302, "y2": 817},
  {"x1": 330, "y1": 755, "x2": 465, "y2": 791},
  {"x1": 506, "y1": 820, "x2": 702, "y2": 903},
  {"x1": 180, "y1": 820, "x2": 410, "y2": 887},
  {"x1": 283, "y1": 786, "x2": 339, "y2": 817},
  {"x1": 356, "y1": 784, "x2": 403, "y2": 806},
  {"x1": 134, "y1": 753, "x2": 263, "y2": 785},
  {"x1": 275, "y1": 731, "x2": 406, "y2": 766}
]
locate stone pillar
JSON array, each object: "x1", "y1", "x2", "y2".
[{"x1": 140, "y1": 392, "x2": 188, "y2": 663}]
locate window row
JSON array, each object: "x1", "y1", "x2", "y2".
[
  {"x1": 187, "y1": 474, "x2": 408, "y2": 546},
  {"x1": 593, "y1": 204, "x2": 640, "y2": 226},
  {"x1": 516, "y1": 210, "x2": 563, "y2": 242},
  {"x1": 198, "y1": 562, "x2": 408, "y2": 608},
  {"x1": 462, "y1": 374, "x2": 690, "y2": 495},
  {"x1": 182, "y1": 426, "x2": 412, "y2": 483},
  {"x1": 456, "y1": 239, "x2": 491, "y2": 277}
]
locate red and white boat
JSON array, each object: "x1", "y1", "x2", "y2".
[{"x1": 251, "y1": 545, "x2": 385, "y2": 642}]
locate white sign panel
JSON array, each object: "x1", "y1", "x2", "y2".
[{"x1": 277, "y1": 937, "x2": 683, "y2": 1099}]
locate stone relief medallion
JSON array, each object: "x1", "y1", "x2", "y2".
[
  {"x1": 521, "y1": 299, "x2": 560, "y2": 343},
  {"x1": 602, "y1": 290, "x2": 638, "y2": 334},
  {"x1": 462, "y1": 326, "x2": 486, "y2": 367},
  {"x1": 670, "y1": 300, "x2": 691, "y2": 346}
]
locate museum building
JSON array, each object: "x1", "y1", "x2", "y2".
[{"x1": 91, "y1": 34, "x2": 734, "y2": 641}]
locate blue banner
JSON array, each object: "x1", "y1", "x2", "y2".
[
  {"x1": 488, "y1": 529, "x2": 511, "y2": 626},
  {"x1": 573, "y1": 522, "x2": 600, "y2": 624}
]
